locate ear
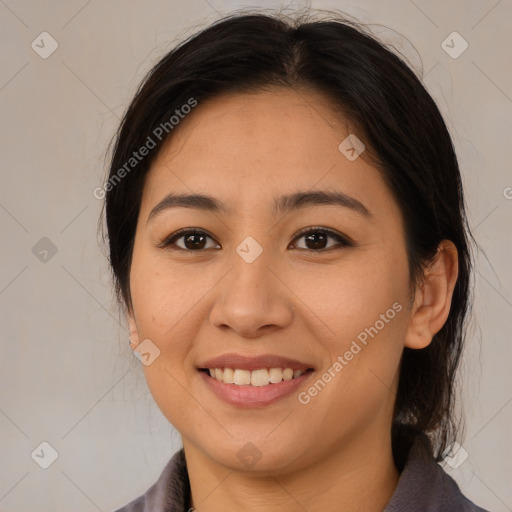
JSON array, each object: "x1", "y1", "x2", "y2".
[
  {"x1": 405, "y1": 240, "x2": 459, "y2": 350},
  {"x1": 127, "y1": 306, "x2": 140, "y2": 348}
]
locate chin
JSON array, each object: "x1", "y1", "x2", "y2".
[{"x1": 197, "y1": 435, "x2": 308, "y2": 474}]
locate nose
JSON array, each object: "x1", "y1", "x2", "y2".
[{"x1": 209, "y1": 250, "x2": 294, "y2": 338}]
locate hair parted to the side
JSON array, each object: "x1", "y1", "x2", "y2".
[{"x1": 101, "y1": 9, "x2": 474, "y2": 464}]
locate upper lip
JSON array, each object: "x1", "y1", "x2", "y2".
[{"x1": 198, "y1": 353, "x2": 315, "y2": 372}]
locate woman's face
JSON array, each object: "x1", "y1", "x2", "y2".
[{"x1": 128, "y1": 88, "x2": 413, "y2": 473}]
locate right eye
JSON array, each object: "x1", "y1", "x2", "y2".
[{"x1": 158, "y1": 228, "x2": 221, "y2": 252}]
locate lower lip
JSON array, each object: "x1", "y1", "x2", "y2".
[{"x1": 198, "y1": 370, "x2": 314, "y2": 408}]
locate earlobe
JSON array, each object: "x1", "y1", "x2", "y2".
[
  {"x1": 405, "y1": 240, "x2": 459, "y2": 350},
  {"x1": 127, "y1": 307, "x2": 140, "y2": 348}
]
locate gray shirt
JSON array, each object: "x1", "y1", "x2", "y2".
[{"x1": 113, "y1": 433, "x2": 490, "y2": 511}]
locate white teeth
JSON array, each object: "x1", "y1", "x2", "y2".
[
  {"x1": 206, "y1": 367, "x2": 307, "y2": 386},
  {"x1": 283, "y1": 368, "x2": 294, "y2": 381},
  {"x1": 223, "y1": 367, "x2": 234, "y2": 384},
  {"x1": 251, "y1": 369, "x2": 270, "y2": 386},
  {"x1": 233, "y1": 369, "x2": 251, "y2": 385},
  {"x1": 268, "y1": 368, "x2": 283, "y2": 383}
]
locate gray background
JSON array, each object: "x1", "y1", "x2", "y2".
[{"x1": 1, "y1": 0, "x2": 511, "y2": 511}]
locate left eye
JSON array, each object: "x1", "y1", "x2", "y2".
[
  {"x1": 159, "y1": 227, "x2": 353, "y2": 252},
  {"x1": 289, "y1": 227, "x2": 354, "y2": 251}
]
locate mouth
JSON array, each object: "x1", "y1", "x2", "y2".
[
  {"x1": 197, "y1": 353, "x2": 315, "y2": 407},
  {"x1": 198, "y1": 367, "x2": 314, "y2": 386}
]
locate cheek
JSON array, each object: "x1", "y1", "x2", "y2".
[
  {"x1": 128, "y1": 247, "x2": 222, "y2": 401},
  {"x1": 289, "y1": 247, "x2": 409, "y2": 401},
  {"x1": 293, "y1": 266, "x2": 407, "y2": 435},
  {"x1": 129, "y1": 245, "x2": 208, "y2": 335},
  {"x1": 290, "y1": 247, "x2": 409, "y2": 343},
  {"x1": 130, "y1": 253, "x2": 209, "y2": 431},
  {"x1": 129, "y1": 250, "x2": 188, "y2": 379}
]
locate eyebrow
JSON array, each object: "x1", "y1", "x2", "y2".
[{"x1": 147, "y1": 190, "x2": 371, "y2": 224}]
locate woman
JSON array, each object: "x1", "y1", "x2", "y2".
[{"x1": 104, "y1": 11, "x2": 490, "y2": 512}]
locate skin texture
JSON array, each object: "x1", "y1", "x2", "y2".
[{"x1": 127, "y1": 88, "x2": 459, "y2": 512}]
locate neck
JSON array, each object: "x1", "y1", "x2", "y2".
[{"x1": 183, "y1": 427, "x2": 400, "y2": 512}]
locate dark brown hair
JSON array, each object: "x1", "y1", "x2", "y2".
[{"x1": 102, "y1": 11, "x2": 474, "y2": 462}]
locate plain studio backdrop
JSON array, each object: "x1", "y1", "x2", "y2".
[{"x1": 0, "y1": 1, "x2": 511, "y2": 511}]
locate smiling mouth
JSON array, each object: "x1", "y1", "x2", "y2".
[{"x1": 198, "y1": 367, "x2": 315, "y2": 387}]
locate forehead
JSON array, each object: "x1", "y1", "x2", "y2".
[
  {"x1": 156, "y1": 88, "x2": 351, "y2": 167},
  {"x1": 139, "y1": 88, "x2": 393, "y2": 218}
]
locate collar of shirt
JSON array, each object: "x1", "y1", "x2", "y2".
[{"x1": 114, "y1": 431, "x2": 490, "y2": 512}]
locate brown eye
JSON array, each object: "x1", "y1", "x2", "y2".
[
  {"x1": 159, "y1": 226, "x2": 353, "y2": 253},
  {"x1": 290, "y1": 227, "x2": 354, "y2": 251},
  {"x1": 159, "y1": 229, "x2": 220, "y2": 251}
]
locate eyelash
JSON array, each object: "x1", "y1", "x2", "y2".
[{"x1": 158, "y1": 226, "x2": 355, "y2": 252}]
